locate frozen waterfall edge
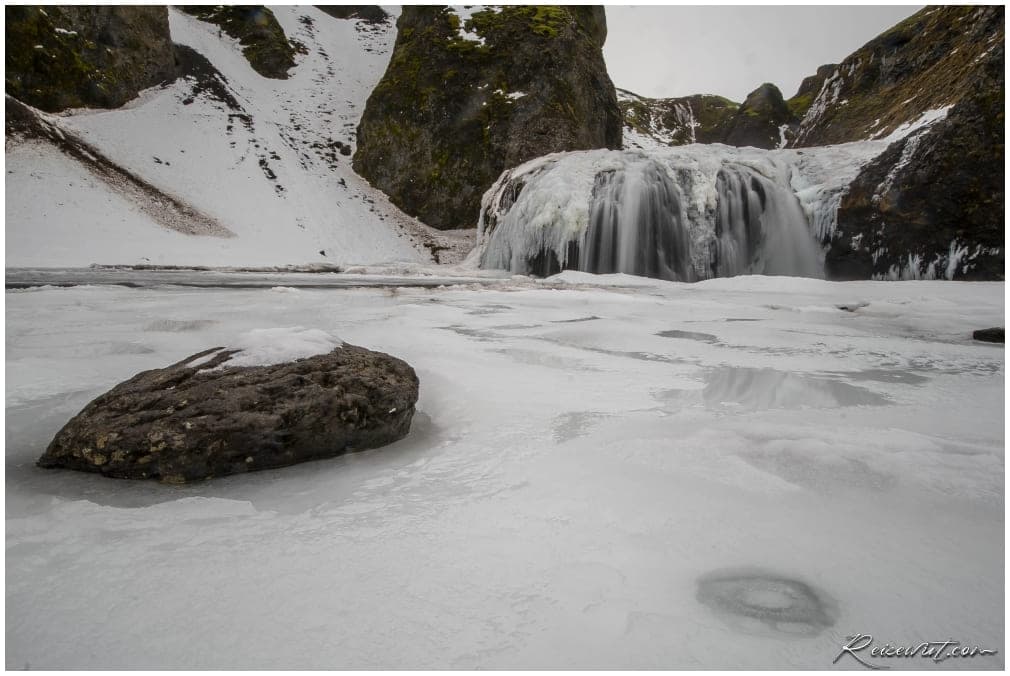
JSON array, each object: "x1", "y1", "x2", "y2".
[{"x1": 474, "y1": 144, "x2": 887, "y2": 281}]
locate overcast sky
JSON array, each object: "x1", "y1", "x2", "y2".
[{"x1": 603, "y1": 6, "x2": 922, "y2": 102}]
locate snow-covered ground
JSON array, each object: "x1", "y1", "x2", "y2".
[
  {"x1": 5, "y1": 6, "x2": 467, "y2": 268},
  {"x1": 6, "y1": 274, "x2": 1003, "y2": 669}
]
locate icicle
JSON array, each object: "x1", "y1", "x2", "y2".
[{"x1": 477, "y1": 144, "x2": 882, "y2": 281}]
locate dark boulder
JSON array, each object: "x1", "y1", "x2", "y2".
[
  {"x1": 973, "y1": 328, "x2": 1005, "y2": 343},
  {"x1": 353, "y1": 5, "x2": 622, "y2": 230},
  {"x1": 38, "y1": 342, "x2": 419, "y2": 483}
]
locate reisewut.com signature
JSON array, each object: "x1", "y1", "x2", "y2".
[{"x1": 834, "y1": 633, "x2": 999, "y2": 669}]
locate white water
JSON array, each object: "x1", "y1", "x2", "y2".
[{"x1": 475, "y1": 143, "x2": 884, "y2": 281}]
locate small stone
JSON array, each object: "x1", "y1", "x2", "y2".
[{"x1": 973, "y1": 327, "x2": 1004, "y2": 343}]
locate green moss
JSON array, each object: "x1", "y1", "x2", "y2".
[
  {"x1": 466, "y1": 5, "x2": 572, "y2": 41},
  {"x1": 786, "y1": 92, "x2": 814, "y2": 118},
  {"x1": 180, "y1": 6, "x2": 295, "y2": 79},
  {"x1": 6, "y1": 7, "x2": 100, "y2": 111}
]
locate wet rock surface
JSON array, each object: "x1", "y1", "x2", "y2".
[{"x1": 38, "y1": 344, "x2": 419, "y2": 483}]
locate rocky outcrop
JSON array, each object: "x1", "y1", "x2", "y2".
[
  {"x1": 5, "y1": 5, "x2": 176, "y2": 112},
  {"x1": 815, "y1": 6, "x2": 1004, "y2": 280},
  {"x1": 619, "y1": 83, "x2": 796, "y2": 150},
  {"x1": 38, "y1": 342, "x2": 419, "y2": 482},
  {"x1": 315, "y1": 6, "x2": 390, "y2": 24},
  {"x1": 179, "y1": 6, "x2": 298, "y2": 79},
  {"x1": 353, "y1": 6, "x2": 623, "y2": 230},
  {"x1": 723, "y1": 83, "x2": 796, "y2": 149},
  {"x1": 618, "y1": 88, "x2": 738, "y2": 147},
  {"x1": 785, "y1": 64, "x2": 836, "y2": 121},
  {"x1": 792, "y1": 6, "x2": 1003, "y2": 147}
]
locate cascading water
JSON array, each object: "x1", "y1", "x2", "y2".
[
  {"x1": 712, "y1": 166, "x2": 823, "y2": 279},
  {"x1": 475, "y1": 145, "x2": 882, "y2": 281},
  {"x1": 581, "y1": 161, "x2": 695, "y2": 281}
]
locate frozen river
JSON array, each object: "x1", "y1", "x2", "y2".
[{"x1": 5, "y1": 272, "x2": 1004, "y2": 668}]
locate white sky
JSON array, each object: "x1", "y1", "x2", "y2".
[{"x1": 603, "y1": 6, "x2": 923, "y2": 102}]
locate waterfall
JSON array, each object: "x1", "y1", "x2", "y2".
[
  {"x1": 713, "y1": 166, "x2": 823, "y2": 279},
  {"x1": 581, "y1": 162, "x2": 695, "y2": 281},
  {"x1": 476, "y1": 144, "x2": 882, "y2": 281}
]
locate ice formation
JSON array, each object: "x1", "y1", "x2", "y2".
[{"x1": 475, "y1": 143, "x2": 884, "y2": 281}]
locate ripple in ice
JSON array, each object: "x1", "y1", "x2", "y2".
[
  {"x1": 696, "y1": 569, "x2": 837, "y2": 637},
  {"x1": 704, "y1": 367, "x2": 888, "y2": 410}
]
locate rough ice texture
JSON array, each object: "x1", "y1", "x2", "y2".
[
  {"x1": 6, "y1": 276, "x2": 1003, "y2": 667},
  {"x1": 474, "y1": 141, "x2": 885, "y2": 281}
]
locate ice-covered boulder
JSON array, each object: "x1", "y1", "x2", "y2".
[{"x1": 38, "y1": 328, "x2": 419, "y2": 483}]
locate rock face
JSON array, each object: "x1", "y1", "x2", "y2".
[
  {"x1": 812, "y1": 6, "x2": 1005, "y2": 280},
  {"x1": 179, "y1": 6, "x2": 298, "y2": 80},
  {"x1": 5, "y1": 5, "x2": 176, "y2": 112},
  {"x1": 315, "y1": 6, "x2": 390, "y2": 24},
  {"x1": 619, "y1": 83, "x2": 796, "y2": 150},
  {"x1": 792, "y1": 6, "x2": 1003, "y2": 147},
  {"x1": 723, "y1": 83, "x2": 795, "y2": 149},
  {"x1": 353, "y1": 6, "x2": 623, "y2": 230},
  {"x1": 784, "y1": 64, "x2": 836, "y2": 122},
  {"x1": 39, "y1": 344, "x2": 419, "y2": 483},
  {"x1": 618, "y1": 88, "x2": 739, "y2": 147}
]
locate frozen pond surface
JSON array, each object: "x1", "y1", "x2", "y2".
[{"x1": 5, "y1": 273, "x2": 1004, "y2": 668}]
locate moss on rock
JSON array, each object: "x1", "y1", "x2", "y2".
[
  {"x1": 830, "y1": 23, "x2": 1004, "y2": 281},
  {"x1": 353, "y1": 5, "x2": 622, "y2": 230},
  {"x1": 793, "y1": 6, "x2": 1003, "y2": 146},
  {"x1": 314, "y1": 6, "x2": 390, "y2": 24},
  {"x1": 180, "y1": 6, "x2": 296, "y2": 79},
  {"x1": 618, "y1": 88, "x2": 739, "y2": 146},
  {"x1": 723, "y1": 83, "x2": 796, "y2": 148},
  {"x1": 5, "y1": 5, "x2": 175, "y2": 112}
]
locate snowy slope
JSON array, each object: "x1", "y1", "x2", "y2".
[{"x1": 6, "y1": 6, "x2": 455, "y2": 268}]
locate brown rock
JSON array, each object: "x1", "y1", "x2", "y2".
[{"x1": 38, "y1": 344, "x2": 419, "y2": 482}]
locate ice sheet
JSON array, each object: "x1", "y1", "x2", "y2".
[{"x1": 5, "y1": 274, "x2": 1004, "y2": 669}]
